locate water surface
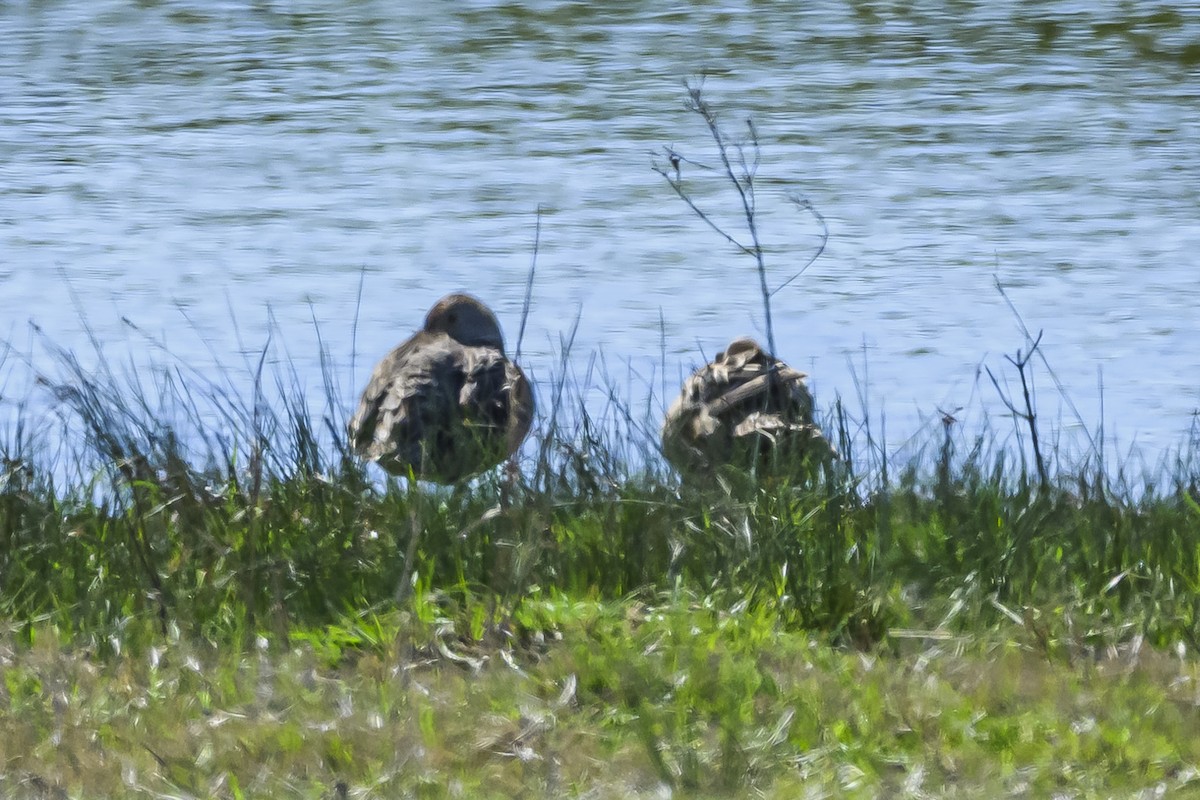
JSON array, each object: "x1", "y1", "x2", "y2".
[{"x1": 2, "y1": 0, "x2": 1198, "y2": 466}]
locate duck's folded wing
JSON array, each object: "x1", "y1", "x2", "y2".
[
  {"x1": 457, "y1": 348, "x2": 521, "y2": 431},
  {"x1": 706, "y1": 367, "x2": 802, "y2": 412},
  {"x1": 349, "y1": 335, "x2": 455, "y2": 463}
]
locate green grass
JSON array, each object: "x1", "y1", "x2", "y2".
[
  {"x1": 3, "y1": 325, "x2": 1200, "y2": 796},
  {"x1": 4, "y1": 600, "x2": 1200, "y2": 798}
]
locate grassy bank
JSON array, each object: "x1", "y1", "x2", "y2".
[
  {"x1": 4, "y1": 601, "x2": 1200, "y2": 798},
  {"x1": 2, "y1": 318, "x2": 1200, "y2": 795},
  {"x1": 4, "y1": 326, "x2": 1200, "y2": 648}
]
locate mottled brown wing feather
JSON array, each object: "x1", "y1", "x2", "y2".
[
  {"x1": 662, "y1": 341, "x2": 833, "y2": 478},
  {"x1": 349, "y1": 332, "x2": 448, "y2": 472},
  {"x1": 350, "y1": 331, "x2": 534, "y2": 483},
  {"x1": 706, "y1": 367, "x2": 808, "y2": 416}
]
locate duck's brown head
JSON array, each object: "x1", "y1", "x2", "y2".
[
  {"x1": 720, "y1": 337, "x2": 768, "y2": 364},
  {"x1": 424, "y1": 293, "x2": 505, "y2": 350}
]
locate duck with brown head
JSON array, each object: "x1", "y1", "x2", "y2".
[{"x1": 349, "y1": 293, "x2": 534, "y2": 484}]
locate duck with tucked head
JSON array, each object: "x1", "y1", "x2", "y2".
[
  {"x1": 349, "y1": 293, "x2": 534, "y2": 484},
  {"x1": 662, "y1": 337, "x2": 836, "y2": 480}
]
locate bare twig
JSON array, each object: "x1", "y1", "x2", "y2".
[
  {"x1": 351, "y1": 263, "x2": 367, "y2": 391},
  {"x1": 652, "y1": 81, "x2": 828, "y2": 362},
  {"x1": 515, "y1": 206, "x2": 541, "y2": 365},
  {"x1": 651, "y1": 81, "x2": 776, "y2": 355},
  {"x1": 686, "y1": 84, "x2": 776, "y2": 357},
  {"x1": 993, "y1": 276, "x2": 1097, "y2": 460},
  {"x1": 652, "y1": 148, "x2": 755, "y2": 258},
  {"x1": 773, "y1": 197, "x2": 829, "y2": 297},
  {"x1": 986, "y1": 330, "x2": 1048, "y2": 490}
]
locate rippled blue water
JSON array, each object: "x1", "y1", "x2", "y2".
[{"x1": 3, "y1": 0, "x2": 1198, "y2": 465}]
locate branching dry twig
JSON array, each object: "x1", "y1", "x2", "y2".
[
  {"x1": 994, "y1": 276, "x2": 1097, "y2": 461},
  {"x1": 652, "y1": 80, "x2": 827, "y2": 361},
  {"x1": 986, "y1": 330, "x2": 1048, "y2": 490},
  {"x1": 652, "y1": 81, "x2": 775, "y2": 356}
]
